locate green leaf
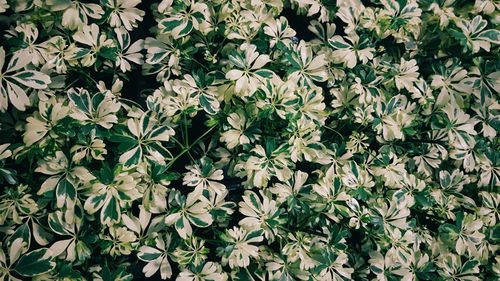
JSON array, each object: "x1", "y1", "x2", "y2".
[
  {"x1": 246, "y1": 229, "x2": 264, "y2": 241},
  {"x1": 99, "y1": 164, "x2": 115, "y2": 184},
  {"x1": 9, "y1": 223, "x2": 31, "y2": 249},
  {"x1": 0, "y1": 168, "x2": 17, "y2": 184},
  {"x1": 68, "y1": 89, "x2": 91, "y2": 115},
  {"x1": 254, "y1": 70, "x2": 274, "y2": 78},
  {"x1": 477, "y1": 29, "x2": 500, "y2": 44},
  {"x1": 120, "y1": 146, "x2": 142, "y2": 167},
  {"x1": 461, "y1": 260, "x2": 479, "y2": 274},
  {"x1": 101, "y1": 195, "x2": 120, "y2": 225},
  {"x1": 470, "y1": 15, "x2": 487, "y2": 35},
  {"x1": 11, "y1": 71, "x2": 51, "y2": 89},
  {"x1": 177, "y1": 20, "x2": 193, "y2": 37},
  {"x1": 99, "y1": 47, "x2": 118, "y2": 61},
  {"x1": 56, "y1": 177, "x2": 76, "y2": 208},
  {"x1": 84, "y1": 193, "x2": 107, "y2": 215},
  {"x1": 199, "y1": 94, "x2": 219, "y2": 115},
  {"x1": 160, "y1": 18, "x2": 183, "y2": 32},
  {"x1": 48, "y1": 211, "x2": 72, "y2": 236},
  {"x1": 188, "y1": 215, "x2": 211, "y2": 227},
  {"x1": 137, "y1": 246, "x2": 162, "y2": 261},
  {"x1": 439, "y1": 223, "x2": 459, "y2": 245},
  {"x1": 14, "y1": 248, "x2": 56, "y2": 277},
  {"x1": 328, "y1": 37, "x2": 350, "y2": 49}
]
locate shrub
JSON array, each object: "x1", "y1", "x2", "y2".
[{"x1": 0, "y1": 0, "x2": 498, "y2": 280}]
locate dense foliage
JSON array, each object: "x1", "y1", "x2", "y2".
[{"x1": 0, "y1": 0, "x2": 499, "y2": 280}]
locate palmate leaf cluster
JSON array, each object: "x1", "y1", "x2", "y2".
[{"x1": 0, "y1": 0, "x2": 499, "y2": 280}]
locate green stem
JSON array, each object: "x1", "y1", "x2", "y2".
[
  {"x1": 76, "y1": 68, "x2": 98, "y2": 85},
  {"x1": 182, "y1": 51, "x2": 209, "y2": 71},
  {"x1": 183, "y1": 113, "x2": 189, "y2": 147},
  {"x1": 171, "y1": 136, "x2": 196, "y2": 163},
  {"x1": 64, "y1": 78, "x2": 79, "y2": 90},
  {"x1": 404, "y1": 138, "x2": 447, "y2": 146},
  {"x1": 324, "y1": 125, "x2": 344, "y2": 142},
  {"x1": 191, "y1": 126, "x2": 216, "y2": 149},
  {"x1": 119, "y1": 98, "x2": 144, "y2": 111},
  {"x1": 171, "y1": 136, "x2": 187, "y2": 150},
  {"x1": 186, "y1": 151, "x2": 196, "y2": 163},
  {"x1": 166, "y1": 126, "x2": 216, "y2": 169}
]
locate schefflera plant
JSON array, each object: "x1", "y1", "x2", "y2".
[{"x1": 0, "y1": 0, "x2": 499, "y2": 280}]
